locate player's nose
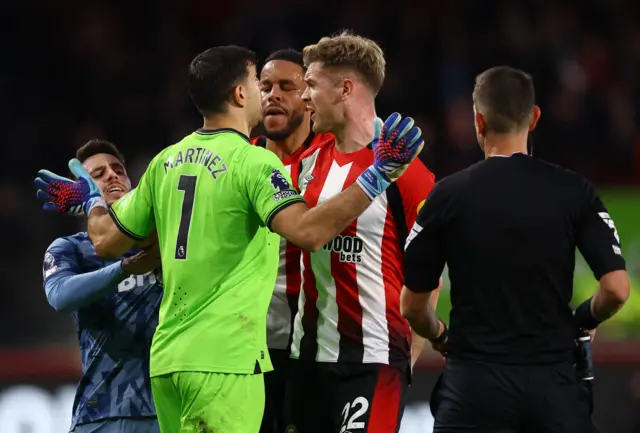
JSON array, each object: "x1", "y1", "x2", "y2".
[
  {"x1": 301, "y1": 88, "x2": 310, "y2": 102},
  {"x1": 268, "y1": 88, "x2": 283, "y2": 102},
  {"x1": 105, "y1": 169, "x2": 120, "y2": 182}
]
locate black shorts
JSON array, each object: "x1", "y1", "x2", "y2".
[
  {"x1": 284, "y1": 359, "x2": 408, "y2": 433},
  {"x1": 431, "y1": 359, "x2": 599, "y2": 433},
  {"x1": 260, "y1": 348, "x2": 290, "y2": 433}
]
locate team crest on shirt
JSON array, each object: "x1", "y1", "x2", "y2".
[
  {"x1": 43, "y1": 252, "x2": 59, "y2": 278},
  {"x1": 270, "y1": 169, "x2": 297, "y2": 202}
]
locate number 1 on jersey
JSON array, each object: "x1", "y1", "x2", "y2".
[{"x1": 175, "y1": 175, "x2": 197, "y2": 260}]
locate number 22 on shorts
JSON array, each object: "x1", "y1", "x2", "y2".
[{"x1": 340, "y1": 396, "x2": 369, "y2": 432}]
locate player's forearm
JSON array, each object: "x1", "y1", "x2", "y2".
[
  {"x1": 44, "y1": 262, "x2": 125, "y2": 312},
  {"x1": 410, "y1": 284, "x2": 442, "y2": 365},
  {"x1": 407, "y1": 306, "x2": 441, "y2": 340},
  {"x1": 88, "y1": 207, "x2": 131, "y2": 258},
  {"x1": 410, "y1": 331, "x2": 426, "y2": 367},
  {"x1": 296, "y1": 184, "x2": 372, "y2": 251},
  {"x1": 401, "y1": 291, "x2": 440, "y2": 341}
]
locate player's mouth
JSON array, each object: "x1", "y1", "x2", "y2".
[
  {"x1": 106, "y1": 185, "x2": 126, "y2": 194},
  {"x1": 264, "y1": 106, "x2": 287, "y2": 117}
]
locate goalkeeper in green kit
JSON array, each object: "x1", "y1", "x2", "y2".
[{"x1": 34, "y1": 45, "x2": 424, "y2": 433}]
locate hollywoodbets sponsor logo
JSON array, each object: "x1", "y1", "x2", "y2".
[{"x1": 323, "y1": 235, "x2": 363, "y2": 263}]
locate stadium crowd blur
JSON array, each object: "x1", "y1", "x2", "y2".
[{"x1": 2, "y1": 0, "x2": 640, "y2": 380}]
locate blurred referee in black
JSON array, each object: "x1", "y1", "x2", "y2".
[{"x1": 400, "y1": 66, "x2": 630, "y2": 433}]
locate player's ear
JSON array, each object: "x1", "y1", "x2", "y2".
[
  {"x1": 231, "y1": 84, "x2": 246, "y2": 108},
  {"x1": 529, "y1": 105, "x2": 541, "y2": 131},
  {"x1": 474, "y1": 109, "x2": 487, "y2": 137},
  {"x1": 340, "y1": 78, "x2": 354, "y2": 100}
]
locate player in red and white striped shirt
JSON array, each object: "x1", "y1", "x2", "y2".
[
  {"x1": 252, "y1": 48, "x2": 333, "y2": 433},
  {"x1": 284, "y1": 33, "x2": 441, "y2": 433}
]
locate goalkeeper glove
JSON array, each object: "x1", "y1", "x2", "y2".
[
  {"x1": 35, "y1": 158, "x2": 107, "y2": 215},
  {"x1": 356, "y1": 112, "x2": 424, "y2": 200}
]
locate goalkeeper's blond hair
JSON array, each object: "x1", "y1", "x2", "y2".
[{"x1": 303, "y1": 31, "x2": 386, "y2": 95}]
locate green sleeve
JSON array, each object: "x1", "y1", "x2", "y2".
[
  {"x1": 244, "y1": 148, "x2": 305, "y2": 229},
  {"x1": 109, "y1": 161, "x2": 156, "y2": 240}
]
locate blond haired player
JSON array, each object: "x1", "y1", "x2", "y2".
[{"x1": 284, "y1": 32, "x2": 441, "y2": 433}]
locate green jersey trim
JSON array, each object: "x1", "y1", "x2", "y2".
[
  {"x1": 108, "y1": 208, "x2": 146, "y2": 241},
  {"x1": 265, "y1": 196, "x2": 306, "y2": 230},
  {"x1": 195, "y1": 128, "x2": 250, "y2": 143}
]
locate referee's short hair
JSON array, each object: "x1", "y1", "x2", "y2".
[{"x1": 472, "y1": 66, "x2": 535, "y2": 133}]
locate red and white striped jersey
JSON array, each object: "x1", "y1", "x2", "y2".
[
  {"x1": 291, "y1": 138, "x2": 435, "y2": 369},
  {"x1": 251, "y1": 132, "x2": 335, "y2": 349}
]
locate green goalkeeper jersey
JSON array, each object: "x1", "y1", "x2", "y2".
[{"x1": 109, "y1": 128, "x2": 304, "y2": 377}]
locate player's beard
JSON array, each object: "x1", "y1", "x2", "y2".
[
  {"x1": 103, "y1": 188, "x2": 128, "y2": 207},
  {"x1": 265, "y1": 111, "x2": 305, "y2": 141}
]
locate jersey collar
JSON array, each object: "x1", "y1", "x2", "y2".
[
  {"x1": 196, "y1": 128, "x2": 250, "y2": 143},
  {"x1": 487, "y1": 152, "x2": 526, "y2": 158}
]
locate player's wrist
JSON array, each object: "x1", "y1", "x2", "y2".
[
  {"x1": 356, "y1": 165, "x2": 391, "y2": 200},
  {"x1": 111, "y1": 260, "x2": 128, "y2": 279},
  {"x1": 120, "y1": 257, "x2": 134, "y2": 277},
  {"x1": 574, "y1": 297, "x2": 602, "y2": 331},
  {"x1": 429, "y1": 320, "x2": 448, "y2": 344},
  {"x1": 84, "y1": 196, "x2": 107, "y2": 216}
]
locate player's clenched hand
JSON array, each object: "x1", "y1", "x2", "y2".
[
  {"x1": 122, "y1": 242, "x2": 161, "y2": 276},
  {"x1": 34, "y1": 159, "x2": 106, "y2": 215},
  {"x1": 356, "y1": 112, "x2": 424, "y2": 200}
]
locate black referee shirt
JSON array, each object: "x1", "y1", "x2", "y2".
[{"x1": 404, "y1": 153, "x2": 626, "y2": 364}]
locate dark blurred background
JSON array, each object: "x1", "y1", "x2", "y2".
[{"x1": 1, "y1": 1, "x2": 640, "y2": 432}]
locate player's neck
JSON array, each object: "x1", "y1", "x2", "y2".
[
  {"x1": 266, "y1": 122, "x2": 311, "y2": 160},
  {"x1": 334, "y1": 104, "x2": 376, "y2": 154},
  {"x1": 201, "y1": 114, "x2": 251, "y2": 138},
  {"x1": 482, "y1": 131, "x2": 529, "y2": 159}
]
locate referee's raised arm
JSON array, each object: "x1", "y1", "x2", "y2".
[{"x1": 400, "y1": 66, "x2": 630, "y2": 433}]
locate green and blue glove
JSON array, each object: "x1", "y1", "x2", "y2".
[
  {"x1": 34, "y1": 158, "x2": 107, "y2": 215},
  {"x1": 356, "y1": 112, "x2": 424, "y2": 200}
]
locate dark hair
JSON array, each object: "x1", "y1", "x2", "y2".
[
  {"x1": 472, "y1": 66, "x2": 535, "y2": 133},
  {"x1": 187, "y1": 45, "x2": 257, "y2": 116},
  {"x1": 76, "y1": 139, "x2": 125, "y2": 164},
  {"x1": 263, "y1": 48, "x2": 305, "y2": 70}
]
